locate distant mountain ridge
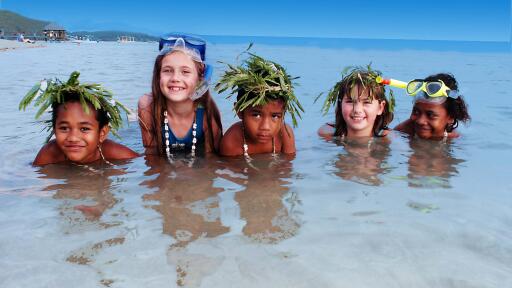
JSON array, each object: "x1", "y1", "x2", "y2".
[
  {"x1": 0, "y1": 10, "x2": 49, "y2": 35},
  {"x1": 0, "y1": 9, "x2": 158, "y2": 41}
]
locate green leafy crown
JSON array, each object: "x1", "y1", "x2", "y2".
[
  {"x1": 19, "y1": 71, "x2": 130, "y2": 141},
  {"x1": 215, "y1": 51, "x2": 304, "y2": 127},
  {"x1": 315, "y1": 64, "x2": 395, "y2": 115}
]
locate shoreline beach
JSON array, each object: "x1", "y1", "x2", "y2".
[{"x1": 0, "y1": 39, "x2": 45, "y2": 51}]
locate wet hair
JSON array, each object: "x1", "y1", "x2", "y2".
[
  {"x1": 150, "y1": 50, "x2": 223, "y2": 155},
  {"x1": 51, "y1": 91, "x2": 109, "y2": 129},
  {"x1": 333, "y1": 71, "x2": 394, "y2": 137},
  {"x1": 422, "y1": 73, "x2": 470, "y2": 132}
]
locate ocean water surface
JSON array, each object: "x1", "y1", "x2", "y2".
[{"x1": 0, "y1": 40, "x2": 511, "y2": 287}]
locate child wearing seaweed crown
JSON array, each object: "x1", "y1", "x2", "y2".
[
  {"x1": 317, "y1": 65, "x2": 394, "y2": 140},
  {"x1": 215, "y1": 53, "x2": 303, "y2": 156},
  {"x1": 393, "y1": 73, "x2": 470, "y2": 140},
  {"x1": 138, "y1": 34, "x2": 222, "y2": 159},
  {"x1": 19, "y1": 71, "x2": 138, "y2": 166}
]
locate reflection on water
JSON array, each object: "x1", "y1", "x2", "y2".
[
  {"x1": 141, "y1": 156, "x2": 229, "y2": 287},
  {"x1": 36, "y1": 163, "x2": 131, "y2": 282},
  {"x1": 407, "y1": 139, "x2": 465, "y2": 188},
  {"x1": 138, "y1": 155, "x2": 301, "y2": 287},
  {"x1": 38, "y1": 164, "x2": 123, "y2": 221},
  {"x1": 221, "y1": 156, "x2": 301, "y2": 244},
  {"x1": 333, "y1": 137, "x2": 392, "y2": 186},
  {"x1": 141, "y1": 156, "x2": 229, "y2": 247},
  {"x1": 2, "y1": 43, "x2": 512, "y2": 287}
]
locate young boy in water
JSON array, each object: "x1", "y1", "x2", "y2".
[
  {"x1": 215, "y1": 53, "x2": 303, "y2": 156},
  {"x1": 20, "y1": 71, "x2": 138, "y2": 165}
]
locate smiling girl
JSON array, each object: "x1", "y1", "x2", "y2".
[
  {"x1": 317, "y1": 66, "x2": 394, "y2": 140},
  {"x1": 394, "y1": 73, "x2": 470, "y2": 140},
  {"x1": 138, "y1": 34, "x2": 222, "y2": 159}
]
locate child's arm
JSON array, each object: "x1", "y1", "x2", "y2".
[
  {"x1": 394, "y1": 118, "x2": 415, "y2": 135},
  {"x1": 317, "y1": 123, "x2": 335, "y2": 140},
  {"x1": 138, "y1": 94, "x2": 158, "y2": 154},
  {"x1": 220, "y1": 122, "x2": 244, "y2": 156},
  {"x1": 448, "y1": 131, "x2": 460, "y2": 138},
  {"x1": 101, "y1": 140, "x2": 139, "y2": 160},
  {"x1": 33, "y1": 140, "x2": 65, "y2": 166},
  {"x1": 280, "y1": 123, "x2": 296, "y2": 154}
]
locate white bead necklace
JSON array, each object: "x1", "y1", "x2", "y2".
[
  {"x1": 241, "y1": 123, "x2": 276, "y2": 157},
  {"x1": 163, "y1": 110, "x2": 197, "y2": 161}
]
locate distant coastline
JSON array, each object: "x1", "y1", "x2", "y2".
[
  {"x1": 202, "y1": 35, "x2": 511, "y2": 53},
  {"x1": 2, "y1": 9, "x2": 509, "y2": 53},
  {"x1": 0, "y1": 39, "x2": 44, "y2": 51}
]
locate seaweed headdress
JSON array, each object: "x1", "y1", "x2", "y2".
[
  {"x1": 19, "y1": 71, "x2": 130, "y2": 141},
  {"x1": 215, "y1": 52, "x2": 304, "y2": 127},
  {"x1": 316, "y1": 64, "x2": 395, "y2": 115}
]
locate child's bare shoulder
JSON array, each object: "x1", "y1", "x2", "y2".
[
  {"x1": 220, "y1": 122, "x2": 244, "y2": 156},
  {"x1": 393, "y1": 119, "x2": 414, "y2": 135},
  {"x1": 280, "y1": 123, "x2": 296, "y2": 154},
  {"x1": 102, "y1": 140, "x2": 139, "y2": 160},
  {"x1": 138, "y1": 93, "x2": 153, "y2": 110},
  {"x1": 33, "y1": 140, "x2": 65, "y2": 166},
  {"x1": 138, "y1": 94, "x2": 153, "y2": 121},
  {"x1": 318, "y1": 123, "x2": 335, "y2": 140},
  {"x1": 279, "y1": 123, "x2": 296, "y2": 144}
]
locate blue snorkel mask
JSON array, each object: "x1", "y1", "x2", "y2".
[{"x1": 159, "y1": 33, "x2": 213, "y2": 100}]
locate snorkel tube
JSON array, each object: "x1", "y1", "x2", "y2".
[
  {"x1": 190, "y1": 64, "x2": 213, "y2": 100},
  {"x1": 375, "y1": 76, "x2": 407, "y2": 89}
]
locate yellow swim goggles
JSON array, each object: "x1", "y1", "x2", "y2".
[
  {"x1": 376, "y1": 76, "x2": 459, "y2": 104},
  {"x1": 406, "y1": 79, "x2": 458, "y2": 98}
]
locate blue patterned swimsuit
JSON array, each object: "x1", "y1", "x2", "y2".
[{"x1": 161, "y1": 107, "x2": 205, "y2": 154}]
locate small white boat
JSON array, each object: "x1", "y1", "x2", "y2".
[{"x1": 70, "y1": 36, "x2": 97, "y2": 44}]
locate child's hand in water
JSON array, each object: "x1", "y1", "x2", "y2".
[{"x1": 75, "y1": 204, "x2": 104, "y2": 220}]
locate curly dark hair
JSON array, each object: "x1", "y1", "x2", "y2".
[{"x1": 423, "y1": 73, "x2": 470, "y2": 132}]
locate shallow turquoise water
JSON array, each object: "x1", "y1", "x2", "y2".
[{"x1": 0, "y1": 42, "x2": 511, "y2": 287}]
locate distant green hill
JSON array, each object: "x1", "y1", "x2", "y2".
[
  {"x1": 0, "y1": 9, "x2": 158, "y2": 41},
  {"x1": 0, "y1": 10, "x2": 49, "y2": 35},
  {"x1": 70, "y1": 30, "x2": 158, "y2": 42}
]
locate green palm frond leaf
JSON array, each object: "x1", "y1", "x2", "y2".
[
  {"x1": 19, "y1": 71, "x2": 129, "y2": 142},
  {"x1": 19, "y1": 82, "x2": 42, "y2": 111},
  {"x1": 215, "y1": 50, "x2": 303, "y2": 127}
]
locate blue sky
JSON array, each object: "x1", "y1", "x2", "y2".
[{"x1": 2, "y1": 0, "x2": 510, "y2": 41}]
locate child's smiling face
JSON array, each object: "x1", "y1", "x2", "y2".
[
  {"x1": 341, "y1": 85, "x2": 385, "y2": 137},
  {"x1": 159, "y1": 51, "x2": 200, "y2": 103},
  {"x1": 239, "y1": 100, "x2": 285, "y2": 144},
  {"x1": 54, "y1": 102, "x2": 109, "y2": 163},
  {"x1": 410, "y1": 101, "x2": 453, "y2": 139}
]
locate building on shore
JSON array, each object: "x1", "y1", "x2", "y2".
[
  {"x1": 118, "y1": 36, "x2": 135, "y2": 42},
  {"x1": 43, "y1": 23, "x2": 66, "y2": 41}
]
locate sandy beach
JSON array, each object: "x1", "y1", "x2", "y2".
[{"x1": 0, "y1": 39, "x2": 45, "y2": 51}]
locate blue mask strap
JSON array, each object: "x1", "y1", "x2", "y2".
[{"x1": 190, "y1": 64, "x2": 213, "y2": 100}]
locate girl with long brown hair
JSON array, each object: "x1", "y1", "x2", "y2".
[{"x1": 138, "y1": 34, "x2": 222, "y2": 159}]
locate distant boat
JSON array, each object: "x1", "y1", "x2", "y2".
[
  {"x1": 118, "y1": 36, "x2": 135, "y2": 43},
  {"x1": 70, "y1": 36, "x2": 97, "y2": 44}
]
